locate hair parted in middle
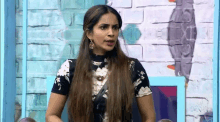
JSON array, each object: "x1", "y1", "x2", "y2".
[{"x1": 67, "y1": 5, "x2": 134, "y2": 122}]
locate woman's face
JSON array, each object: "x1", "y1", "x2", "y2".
[{"x1": 87, "y1": 12, "x2": 119, "y2": 55}]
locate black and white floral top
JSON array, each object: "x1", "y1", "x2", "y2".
[{"x1": 51, "y1": 52, "x2": 152, "y2": 121}]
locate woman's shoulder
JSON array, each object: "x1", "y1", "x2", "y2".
[
  {"x1": 128, "y1": 57, "x2": 146, "y2": 74},
  {"x1": 128, "y1": 57, "x2": 139, "y2": 63},
  {"x1": 128, "y1": 57, "x2": 140, "y2": 68},
  {"x1": 66, "y1": 59, "x2": 77, "y2": 72},
  {"x1": 57, "y1": 59, "x2": 77, "y2": 76},
  {"x1": 67, "y1": 59, "x2": 77, "y2": 65}
]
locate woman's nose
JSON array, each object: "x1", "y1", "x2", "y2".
[{"x1": 108, "y1": 28, "x2": 114, "y2": 36}]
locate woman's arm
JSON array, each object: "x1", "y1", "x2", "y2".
[
  {"x1": 45, "y1": 93, "x2": 67, "y2": 122},
  {"x1": 136, "y1": 94, "x2": 156, "y2": 122}
]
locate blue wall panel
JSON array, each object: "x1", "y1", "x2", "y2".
[
  {"x1": 213, "y1": 0, "x2": 220, "y2": 121},
  {"x1": 1, "y1": 0, "x2": 16, "y2": 121}
]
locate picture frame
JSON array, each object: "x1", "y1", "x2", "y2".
[{"x1": 149, "y1": 77, "x2": 185, "y2": 122}]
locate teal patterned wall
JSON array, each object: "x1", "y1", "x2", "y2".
[{"x1": 15, "y1": 0, "x2": 106, "y2": 121}]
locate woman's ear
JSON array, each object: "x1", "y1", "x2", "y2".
[{"x1": 86, "y1": 30, "x2": 93, "y2": 40}]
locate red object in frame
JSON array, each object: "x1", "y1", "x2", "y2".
[{"x1": 157, "y1": 87, "x2": 177, "y2": 97}]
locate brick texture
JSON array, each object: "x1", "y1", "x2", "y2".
[{"x1": 15, "y1": 0, "x2": 214, "y2": 121}]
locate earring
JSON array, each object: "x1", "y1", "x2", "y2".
[{"x1": 89, "y1": 40, "x2": 94, "y2": 49}]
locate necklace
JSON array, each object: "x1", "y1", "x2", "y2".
[
  {"x1": 96, "y1": 71, "x2": 109, "y2": 81},
  {"x1": 92, "y1": 58, "x2": 110, "y2": 82}
]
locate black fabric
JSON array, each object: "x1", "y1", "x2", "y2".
[
  {"x1": 93, "y1": 80, "x2": 108, "y2": 122},
  {"x1": 51, "y1": 52, "x2": 152, "y2": 122}
]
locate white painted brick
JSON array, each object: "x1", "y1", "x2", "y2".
[
  {"x1": 194, "y1": 0, "x2": 214, "y2": 7},
  {"x1": 123, "y1": 9, "x2": 144, "y2": 24},
  {"x1": 194, "y1": 5, "x2": 214, "y2": 23},
  {"x1": 110, "y1": 0, "x2": 131, "y2": 8},
  {"x1": 126, "y1": 45, "x2": 143, "y2": 60},
  {"x1": 193, "y1": 44, "x2": 213, "y2": 62},
  {"x1": 194, "y1": 23, "x2": 214, "y2": 42},
  {"x1": 208, "y1": 27, "x2": 213, "y2": 40},
  {"x1": 16, "y1": 10, "x2": 65, "y2": 26},
  {"x1": 187, "y1": 80, "x2": 213, "y2": 98},
  {"x1": 194, "y1": 116, "x2": 203, "y2": 122},
  {"x1": 143, "y1": 44, "x2": 173, "y2": 61},
  {"x1": 196, "y1": 26, "x2": 208, "y2": 40},
  {"x1": 186, "y1": 116, "x2": 195, "y2": 122},
  {"x1": 144, "y1": 6, "x2": 175, "y2": 24},
  {"x1": 206, "y1": 96, "x2": 213, "y2": 115},
  {"x1": 134, "y1": 0, "x2": 175, "y2": 8},
  {"x1": 195, "y1": 39, "x2": 213, "y2": 45},
  {"x1": 141, "y1": 62, "x2": 175, "y2": 77},
  {"x1": 186, "y1": 98, "x2": 208, "y2": 116},
  {"x1": 190, "y1": 62, "x2": 212, "y2": 80},
  {"x1": 137, "y1": 24, "x2": 169, "y2": 44},
  {"x1": 195, "y1": 25, "x2": 214, "y2": 43}
]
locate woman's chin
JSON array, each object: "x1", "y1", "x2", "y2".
[{"x1": 104, "y1": 47, "x2": 115, "y2": 52}]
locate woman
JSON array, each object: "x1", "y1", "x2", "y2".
[{"x1": 46, "y1": 5, "x2": 156, "y2": 122}]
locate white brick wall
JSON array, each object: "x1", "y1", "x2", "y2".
[
  {"x1": 134, "y1": 0, "x2": 175, "y2": 7},
  {"x1": 143, "y1": 6, "x2": 175, "y2": 24},
  {"x1": 108, "y1": 0, "x2": 214, "y2": 121},
  {"x1": 127, "y1": 45, "x2": 143, "y2": 60},
  {"x1": 194, "y1": 5, "x2": 214, "y2": 23},
  {"x1": 123, "y1": 9, "x2": 144, "y2": 23},
  {"x1": 110, "y1": 0, "x2": 132, "y2": 8},
  {"x1": 193, "y1": 44, "x2": 213, "y2": 62},
  {"x1": 141, "y1": 62, "x2": 175, "y2": 76},
  {"x1": 142, "y1": 44, "x2": 173, "y2": 61},
  {"x1": 190, "y1": 62, "x2": 213, "y2": 80},
  {"x1": 137, "y1": 24, "x2": 169, "y2": 44},
  {"x1": 186, "y1": 98, "x2": 208, "y2": 116},
  {"x1": 187, "y1": 80, "x2": 213, "y2": 97}
]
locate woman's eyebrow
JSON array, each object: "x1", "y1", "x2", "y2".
[{"x1": 100, "y1": 23, "x2": 119, "y2": 26}]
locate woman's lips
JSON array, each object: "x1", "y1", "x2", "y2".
[{"x1": 106, "y1": 41, "x2": 114, "y2": 46}]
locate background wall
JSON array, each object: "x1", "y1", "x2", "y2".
[{"x1": 15, "y1": 0, "x2": 214, "y2": 121}]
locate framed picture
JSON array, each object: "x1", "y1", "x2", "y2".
[{"x1": 132, "y1": 77, "x2": 185, "y2": 122}]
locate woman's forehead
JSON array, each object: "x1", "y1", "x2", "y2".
[{"x1": 96, "y1": 13, "x2": 119, "y2": 25}]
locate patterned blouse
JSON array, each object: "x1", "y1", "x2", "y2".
[{"x1": 51, "y1": 52, "x2": 152, "y2": 121}]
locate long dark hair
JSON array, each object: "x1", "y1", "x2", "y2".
[{"x1": 67, "y1": 5, "x2": 134, "y2": 122}]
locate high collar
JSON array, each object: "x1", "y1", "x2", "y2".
[{"x1": 90, "y1": 50, "x2": 108, "y2": 62}]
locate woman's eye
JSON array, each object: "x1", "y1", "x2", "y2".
[
  {"x1": 100, "y1": 26, "x2": 106, "y2": 30},
  {"x1": 113, "y1": 26, "x2": 119, "y2": 30}
]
